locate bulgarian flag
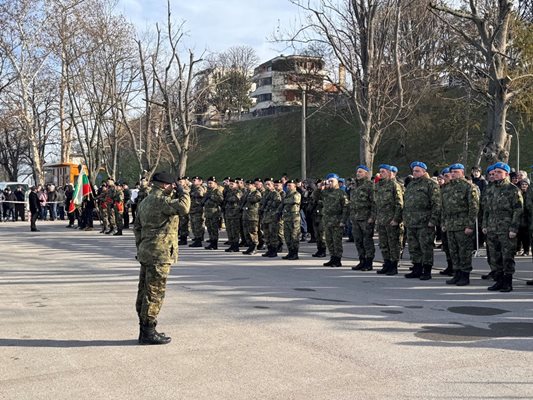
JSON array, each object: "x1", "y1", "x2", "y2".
[{"x1": 69, "y1": 169, "x2": 91, "y2": 213}]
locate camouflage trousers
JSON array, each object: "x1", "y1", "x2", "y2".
[
  {"x1": 114, "y1": 206, "x2": 123, "y2": 230},
  {"x1": 278, "y1": 219, "x2": 284, "y2": 247},
  {"x1": 447, "y1": 230, "x2": 474, "y2": 272},
  {"x1": 406, "y1": 226, "x2": 435, "y2": 265},
  {"x1": 325, "y1": 221, "x2": 344, "y2": 258},
  {"x1": 283, "y1": 217, "x2": 301, "y2": 252},
  {"x1": 351, "y1": 218, "x2": 375, "y2": 259},
  {"x1": 262, "y1": 220, "x2": 279, "y2": 248},
  {"x1": 314, "y1": 216, "x2": 326, "y2": 251},
  {"x1": 136, "y1": 262, "x2": 171, "y2": 324},
  {"x1": 243, "y1": 218, "x2": 259, "y2": 246},
  {"x1": 226, "y1": 217, "x2": 241, "y2": 245},
  {"x1": 107, "y1": 204, "x2": 115, "y2": 228},
  {"x1": 206, "y1": 216, "x2": 221, "y2": 243},
  {"x1": 486, "y1": 232, "x2": 517, "y2": 275},
  {"x1": 99, "y1": 206, "x2": 108, "y2": 230},
  {"x1": 377, "y1": 224, "x2": 403, "y2": 262},
  {"x1": 179, "y1": 214, "x2": 189, "y2": 238},
  {"x1": 257, "y1": 216, "x2": 264, "y2": 246},
  {"x1": 441, "y1": 228, "x2": 452, "y2": 263},
  {"x1": 190, "y1": 212, "x2": 205, "y2": 240}
]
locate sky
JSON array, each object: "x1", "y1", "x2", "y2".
[{"x1": 116, "y1": 0, "x2": 302, "y2": 63}]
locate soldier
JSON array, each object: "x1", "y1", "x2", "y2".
[
  {"x1": 261, "y1": 178, "x2": 282, "y2": 258},
  {"x1": 224, "y1": 179, "x2": 243, "y2": 252},
  {"x1": 189, "y1": 176, "x2": 207, "y2": 247},
  {"x1": 255, "y1": 178, "x2": 266, "y2": 250},
  {"x1": 203, "y1": 177, "x2": 225, "y2": 250},
  {"x1": 236, "y1": 177, "x2": 247, "y2": 247},
  {"x1": 441, "y1": 163, "x2": 480, "y2": 286},
  {"x1": 178, "y1": 177, "x2": 191, "y2": 245},
  {"x1": 279, "y1": 179, "x2": 301, "y2": 260},
  {"x1": 310, "y1": 179, "x2": 327, "y2": 258},
  {"x1": 136, "y1": 178, "x2": 151, "y2": 206},
  {"x1": 322, "y1": 173, "x2": 349, "y2": 267},
  {"x1": 133, "y1": 172, "x2": 190, "y2": 345},
  {"x1": 526, "y1": 167, "x2": 533, "y2": 286},
  {"x1": 482, "y1": 162, "x2": 523, "y2": 292},
  {"x1": 481, "y1": 165, "x2": 497, "y2": 280},
  {"x1": 374, "y1": 165, "x2": 404, "y2": 275},
  {"x1": 349, "y1": 166, "x2": 375, "y2": 271},
  {"x1": 105, "y1": 178, "x2": 117, "y2": 234},
  {"x1": 112, "y1": 182, "x2": 125, "y2": 236},
  {"x1": 274, "y1": 179, "x2": 286, "y2": 252},
  {"x1": 403, "y1": 162, "x2": 441, "y2": 280},
  {"x1": 241, "y1": 180, "x2": 262, "y2": 254},
  {"x1": 97, "y1": 184, "x2": 109, "y2": 234}
]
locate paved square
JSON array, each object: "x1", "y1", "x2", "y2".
[{"x1": 1, "y1": 221, "x2": 533, "y2": 399}]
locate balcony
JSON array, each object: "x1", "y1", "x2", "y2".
[{"x1": 250, "y1": 84, "x2": 272, "y2": 98}]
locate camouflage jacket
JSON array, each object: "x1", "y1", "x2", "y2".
[
  {"x1": 310, "y1": 188, "x2": 324, "y2": 219},
  {"x1": 322, "y1": 187, "x2": 349, "y2": 224},
  {"x1": 440, "y1": 178, "x2": 479, "y2": 231},
  {"x1": 190, "y1": 185, "x2": 207, "y2": 214},
  {"x1": 280, "y1": 189, "x2": 301, "y2": 221},
  {"x1": 136, "y1": 186, "x2": 150, "y2": 205},
  {"x1": 224, "y1": 189, "x2": 243, "y2": 220},
  {"x1": 134, "y1": 186, "x2": 191, "y2": 265},
  {"x1": 262, "y1": 189, "x2": 282, "y2": 224},
  {"x1": 241, "y1": 187, "x2": 262, "y2": 221},
  {"x1": 403, "y1": 176, "x2": 441, "y2": 228},
  {"x1": 482, "y1": 178, "x2": 523, "y2": 234},
  {"x1": 203, "y1": 186, "x2": 225, "y2": 219},
  {"x1": 349, "y1": 178, "x2": 374, "y2": 221},
  {"x1": 374, "y1": 179, "x2": 404, "y2": 225}
]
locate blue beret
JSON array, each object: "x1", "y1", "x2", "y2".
[
  {"x1": 493, "y1": 162, "x2": 510, "y2": 173},
  {"x1": 356, "y1": 165, "x2": 370, "y2": 172},
  {"x1": 410, "y1": 161, "x2": 427, "y2": 170},
  {"x1": 325, "y1": 173, "x2": 339, "y2": 180},
  {"x1": 390, "y1": 165, "x2": 398, "y2": 173},
  {"x1": 441, "y1": 167, "x2": 450, "y2": 175},
  {"x1": 449, "y1": 163, "x2": 464, "y2": 171},
  {"x1": 378, "y1": 164, "x2": 390, "y2": 171},
  {"x1": 486, "y1": 164, "x2": 495, "y2": 174},
  {"x1": 338, "y1": 178, "x2": 345, "y2": 183}
]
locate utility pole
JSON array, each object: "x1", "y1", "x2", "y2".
[{"x1": 301, "y1": 88, "x2": 307, "y2": 180}]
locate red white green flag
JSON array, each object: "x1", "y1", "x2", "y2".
[{"x1": 68, "y1": 169, "x2": 91, "y2": 213}]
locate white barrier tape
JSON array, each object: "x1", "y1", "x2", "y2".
[{"x1": 0, "y1": 201, "x2": 65, "y2": 204}]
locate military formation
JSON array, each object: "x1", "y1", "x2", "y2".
[{"x1": 127, "y1": 162, "x2": 532, "y2": 344}]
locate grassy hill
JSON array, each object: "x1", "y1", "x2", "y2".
[{"x1": 187, "y1": 92, "x2": 533, "y2": 179}]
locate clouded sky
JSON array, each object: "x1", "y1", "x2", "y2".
[{"x1": 116, "y1": 0, "x2": 301, "y2": 62}]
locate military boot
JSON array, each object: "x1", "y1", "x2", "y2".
[
  {"x1": 446, "y1": 270, "x2": 460, "y2": 285},
  {"x1": 487, "y1": 272, "x2": 504, "y2": 291},
  {"x1": 361, "y1": 258, "x2": 374, "y2": 271},
  {"x1": 189, "y1": 239, "x2": 202, "y2": 248},
  {"x1": 210, "y1": 241, "x2": 218, "y2": 250},
  {"x1": 242, "y1": 245, "x2": 256, "y2": 255},
  {"x1": 312, "y1": 247, "x2": 326, "y2": 257},
  {"x1": 277, "y1": 243, "x2": 283, "y2": 253},
  {"x1": 105, "y1": 228, "x2": 115, "y2": 235},
  {"x1": 204, "y1": 241, "x2": 214, "y2": 250},
  {"x1": 257, "y1": 241, "x2": 265, "y2": 251},
  {"x1": 376, "y1": 260, "x2": 391, "y2": 275},
  {"x1": 499, "y1": 274, "x2": 513, "y2": 292},
  {"x1": 323, "y1": 257, "x2": 335, "y2": 266},
  {"x1": 419, "y1": 264, "x2": 432, "y2": 281},
  {"x1": 261, "y1": 246, "x2": 273, "y2": 257},
  {"x1": 481, "y1": 271, "x2": 496, "y2": 280},
  {"x1": 282, "y1": 250, "x2": 292, "y2": 260},
  {"x1": 178, "y1": 236, "x2": 187, "y2": 245},
  {"x1": 351, "y1": 257, "x2": 366, "y2": 271},
  {"x1": 139, "y1": 321, "x2": 171, "y2": 345},
  {"x1": 287, "y1": 250, "x2": 299, "y2": 260},
  {"x1": 439, "y1": 260, "x2": 454, "y2": 276},
  {"x1": 113, "y1": 230, "x2": 123, "y2": 236},
  {"x1": 405, "y1": 263, "x2": 423, "y2": 279},
  {"x1": 224, "y1": 244, "x2": 236, "y2": 252},
  {"x1": 386, "y1": 260, "x2": 398, "y2": 276},
  {"x1": 330, "y1": 256, "x2": 342, "y2": 268},
  {"x1": 455, "y1": 271, "x2": 470, "y2": 286},
  {"x1": 267, "y1": 247, "x2": 278, "y2": 258}
]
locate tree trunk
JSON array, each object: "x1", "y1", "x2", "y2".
[
  {"x1": 483, "y1": 90, "x2": 510, "y2": 163},
  {"x1": 177, "y1": 151, "x2": 188, "y2": 178},
  {"x1": 359, "y1": 121, "x2": 374, "y2": 172}
]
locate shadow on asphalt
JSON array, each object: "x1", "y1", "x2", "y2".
[{"x1": 0, "y1": 339, "x2": 138, "y2": 347}]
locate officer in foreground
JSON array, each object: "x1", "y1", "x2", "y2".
[{"x1": 134, "y1": 172, "x2": 190, "y2": 345}]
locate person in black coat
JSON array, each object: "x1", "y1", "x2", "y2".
[{"x1": 29, "y1": 186, "x2": 40, "y2": 232}]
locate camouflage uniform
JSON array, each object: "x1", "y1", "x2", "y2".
[
  {"x1": 97, "y1": 189, "x2": 108, "y2": 232},
  {"x1": 481, "y1": 181, "x2": 496, "y2": 276},
  {"x1": 113, "y1": 187, "x2": 125, "y2": 233},
  {"x1": 178, "y1": 182, "x2": 191, "y2": 244},
  {"x1": 374, "y1": 178, "x2": 404, "y2": 270},
  {"x1": 404, "y1": 175, "x2": 441, "y2": 278},
  {"x1": 322, "y1": 187, "x2": 349, "y2": 263},
  {"x1": 204, "y1": 185, "x2": 225, "y2": 247},
  {"x1": 189, "y1": 184, "x2": 207, "y2": 243},
  {"x1": 280, "y1": 188, "x2": 301, "y2": 256},
  {"x1": 276, "y1": 187, "x2": 285, "y2": 250},
  {"x1": 483, "y1": 178, "x2": 523, "y2": 279},
  {"x1": 349, "y1": 178, "x2": 375, "y2": 266},
  {"x1": 261, "y1": 188, "x2": 282, "y2": 256},
  {"x1": 257, "y1": 186, "x2": 266, "y2": 249},
  {"x1": 441, "y1": 178, "x2": 479, "y2": 277},
  {"x1": 310, "y1": 188, "x2": 326, "y2": 256},
  {"x1": 224, "y1": 188, "x2": 243, "y2": 250},
  {"x1": 136, "y1": 185, "x2": 150, "y2": 205},
  {"x1": 241, "y1": 187, "x2": 262, "y2": 249},
  {"x1": 133, "y1": 186, "x2": 190, "y2": 326},
  {"x1": 105, "y1": 185, "x2": 116, "y2": 232}
]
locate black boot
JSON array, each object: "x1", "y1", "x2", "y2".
[
  {"x1": 225, "y1": 244, "x2": 237, "y2": 252},
  {"x1": 204, "y1": 241, "x2": 214, "y2": 250},
  {"x1": 282, "y1": 250, "x2": 293, "y2": 260},
  {"x1": 277, "y1": 243, "x2": 283, "y2": 252},
  {"x1": 482, "y1": 271, "x2": 496, "y2": 280},
  {"x1": 419, "y1": 264, "x2": 432, "y2": 280},
  {"x1": 377, "y1": 260, "x2": 391, "y2": 274},
  {"x1": 488, "y1": 272, "x2": 504, "y2": 291},
  {"x1": 267, "y1": 247, "x2": 278, "y2": 258},
  {"x1": 189, "y1": 239, "x2": 202, "y2": 248},
  {"x1": 323, "y1": 257, "x2": 335, "y2": 266},
  {"x1": 287, "y1": 250, "x2": 299, "y2": 260},
  {"x1": 405, "y1": 263, "x2": 423, "y2": 279},
  {"x1": 456, "y1": 271, "x2": 470, "y2": 286},
  {"x1": 139, "y1": 321, "x2": 171, "y2": 345},
  {"x1": 352, "y1": 257, "x2": 366, "y2": 271},
  {"x1": 178, "y1": 236, "x2": 187, "y2": 245},
  {"x1": 211, "y1": 241, "x2": 218, "y2": 250},
  {"x1": 113, "y1": 230, "x2": 123, "y2": 236},
  {"x1": 499, "y1": 274, "x2": 513, "y2": 292},
  {"x1": 105, "y1": 228, "x2": 115, "y2": 235},
  {"x1": 439, "y1": 260, "x2": 454, "y2": 276},
  {"x1": 446, "y1": 270, "x2": 460, "y2": 285},
  {"x1": 257, "y1": 241, "x2": 264, "y2": 251},
  {"x1": 261, "y1": 246, "x2": 273, "y2": 257},
  {"x1": 361, "y1": 258, "x2": 374, "y2": 271},
  {"x1": 312, "y1": 248, "x2": 326, "y2": 257},
  {"x1": 386, "y1": 260, "x2": 398, "y2": 275},
  {"x1": 330, "y1": 256, "x2": 342, "y2": 268},
  {"x1": 242, "y1": 245, "x2": 257, "y2": 255}
]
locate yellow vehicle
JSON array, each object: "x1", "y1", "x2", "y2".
[{"x1": 44, "y1": 163, "x2": 88, "y2": 187}]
